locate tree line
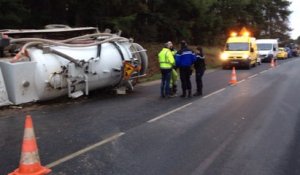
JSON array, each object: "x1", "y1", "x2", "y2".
[{"x1": 0, "y1": 0, "x2": 297, "y2": 45}]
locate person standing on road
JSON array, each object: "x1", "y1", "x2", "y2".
[
  {"x1": 175, "y1": 40, "x2": 196, "y2": 98},
  {"x1": 170, "y1": 68, "x2": 178, "y2": 96},
  {"x1": 158, "y1": 41, "x2": 175, "y2": 98},
  {"x1": 194, "y1": 46, "x2": 206, "y2": 96},
  {"x1": 169, "y1": 44, "x2": 178, "y2": 96}
]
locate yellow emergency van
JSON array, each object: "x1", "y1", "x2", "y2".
[{"x1": 220, "y1": 30, "x2": 258, "y2": 69}]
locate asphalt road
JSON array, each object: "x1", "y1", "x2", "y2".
[{"x1": 1, "y1": 57, "x2": 300, "y2": 175}]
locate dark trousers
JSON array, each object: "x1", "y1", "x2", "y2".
[
  {"x1": 160, "y1": 68, "x2": 172, "y2": 97},
  {"x1": 195, "y1": 68, "x2": 205, "y2": 94},
  {"x1": 179, "y1": 67, "x2": 192, "y2": 93}
]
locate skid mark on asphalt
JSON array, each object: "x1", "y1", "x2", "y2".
[{"x1": 191, "y1": 133, "x2": 235, "y2": 175}]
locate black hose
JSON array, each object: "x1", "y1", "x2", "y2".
[
  {"x1": 97, "y1": 44, "x2": 101, "y2": 58},
  {"x1": 110, "y1": 42, "x2": 126, "y2": 87},
  {"x1": 110, "y1": 41, "x2": 124, "y2": 60}
]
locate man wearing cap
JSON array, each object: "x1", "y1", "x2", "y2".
[
  {"x1": 158, "y1": 41, "x2": 175, "y2": 98},
  {"x1": 175, "y1": 40, "x2": 196, "y2": 98}
]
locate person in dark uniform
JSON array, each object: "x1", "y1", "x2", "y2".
[
  {"x1": 194, "y1": 46, "x2": 206, "y2": 96},
  {"x1": 175, "y1": 40, "x2": 196, "y2": 98}
]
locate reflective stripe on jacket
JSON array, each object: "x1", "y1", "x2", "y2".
[{"x1": 158, "y1": 48, "x2": 175, "y2": 69}]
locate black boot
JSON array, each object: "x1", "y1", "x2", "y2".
[
  {"x1": 193, "y1": 92, "x2": 202, "y2": 96},
  {"x1": 193, "y1": 91, "x2": 202, "y2": 96},
  {"x1": 188, "y1": 90, "x2": 192, "y2": 98},
  {"x1": 180, "y1": 91, "x2": 186, "y2": 98},
  {"x1": 173, "y1": 85, "x2": 177, "y2": 95}
]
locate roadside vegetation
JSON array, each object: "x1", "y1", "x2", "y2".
[
  {"x1": 1, "y1": 0, "x2": 299, "y2": 82},
  {"x1": 1, "y1": 0, "x2": 297, "y2": 45}
]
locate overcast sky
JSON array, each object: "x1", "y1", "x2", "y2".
[{"x1": 289, "y1": 0, "x2": 300, "y2": 39}]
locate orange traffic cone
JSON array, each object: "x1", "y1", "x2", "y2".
[
  {"x1": 229, "y1": 67, "x2": 237, "y2": 85},
  {"x1": 9, "y1": 115, "x2": 51, "y2": 175},
  {"x1": 270, "y1": 59, "x2": 275, "y2": 68}
]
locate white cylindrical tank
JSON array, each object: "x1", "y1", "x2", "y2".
[{"x1": 0, "y1": 39, "x2": 148, "y2": 104}]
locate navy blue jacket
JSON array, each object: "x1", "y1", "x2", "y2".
[
  {"x1": 194, "y1": 53, "x2": 206, "y2": 70},
  {"x1": 175, "y1": 48, "x2": 196, "y2": 67}
]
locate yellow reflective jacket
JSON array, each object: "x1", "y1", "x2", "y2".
[
  {"x1": 158, "y1": 48, "x2": 175, "y2": 69},
  {"x1": 171, "y1": 49, "x2": 177, "y2": 56}
]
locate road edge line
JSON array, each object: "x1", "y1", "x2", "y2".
[
  {"x1": 147, "y1": 103, "x2": 192, "y2": 123},
  {"x1": 46, "y1": 132, "x2": 125, "y2": 168},
  {"x1": 203, "y1": 88, "x2": 226, "y2": 99}
]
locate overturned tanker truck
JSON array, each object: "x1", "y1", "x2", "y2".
[{"x1": 0, "y1": 26, "x2": 148, "y2": 107}]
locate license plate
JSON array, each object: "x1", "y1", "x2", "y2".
[{"x1": 231, "y1": 61, "x2": 239, "y2": 64}]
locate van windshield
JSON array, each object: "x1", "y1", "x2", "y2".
[
  {"x1": 225, "y1": 43, "x2": 249, "y2": 51},
  {"x1": 257, "y1": 44, "x2": 272, "y2": 51}
]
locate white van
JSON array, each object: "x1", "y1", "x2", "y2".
[{"x1": 256, "y1": 39, "x2": 279, "y2": 63}]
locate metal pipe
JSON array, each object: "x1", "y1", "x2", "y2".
[
  {"x1": 44, "y1": 47, "x2": 83, "y2": 67},
  {"x1": 10, "y1": 33, "x2": 116, "y2": 44},
  {"x1": 11, "y1": 36, "x2": 129, "y2": 63},
  {"x1": 12, "y1": 36, "x2": 128, "y2": 48}
]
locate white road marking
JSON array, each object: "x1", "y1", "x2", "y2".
[
  {"x1": 203, "y1": 88, "x2": 226, "y2": 99},
  {"x1": 236, "y1": 79, "x2": 246, "y2": 84},
  {"x1": 248, "y1": 74, "x2": 258, "y2": 79},
  {"x1": 229, "y1": 79, "x2": 245, "y2": 86},
  {"x1": 260, "y1": 70, "x2": 268, "y2": 74},
  {"x1": 46, "y1": 132, "x2": 125, "y2": 168},
  {"x1": 147, "y1": 103, "x2": 192, "y2": 123}
]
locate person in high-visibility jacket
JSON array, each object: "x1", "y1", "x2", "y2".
[
  {"x1": 168, "y1": 43, "x2": 178, "y2": 96},
  {"x1": 170, "y1": 69, "x2": 178, "y2": 95},
  {"x1": 158, "y1": 41, "x2": 175, "y2": 98}
]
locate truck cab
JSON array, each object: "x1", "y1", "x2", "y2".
[{"x1": 220, "y1": 31, "x2": 258, "y2": 69}]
